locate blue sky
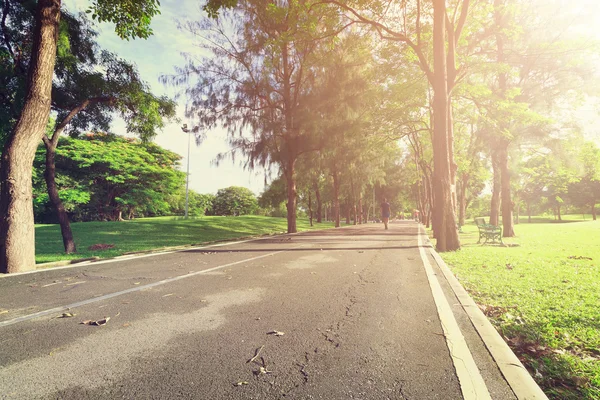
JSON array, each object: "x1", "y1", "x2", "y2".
[{"x1": 63, "y1": 0, "x2": 267, "y2": 195}]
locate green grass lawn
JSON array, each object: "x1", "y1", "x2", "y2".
[
  {"x1": 36, "y1": 216, "x2": 333, "y2": 264},
  {"x1": 440, "y1": 217, "x2": 600, "y2": 399}
]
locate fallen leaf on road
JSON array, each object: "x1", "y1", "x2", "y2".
[
  {"x1": 65, "y1": 281, "x2": 86, "y2": 286},
  {"x1": 123, "y1": 323, "x2": 130, "y2": 327},
  {"x1": 254, "y1": 366, "x2": 272, "y2": 375},
  {"x1": 80, "y1": 317, "x2": 110, "y2": 326},
  {"x1": 162, "y1": 293, "x2": 174, "y2": 297},
  {"x1": 247, "y1": 345, "x2": 265, "y2": 364},
  {"x1": 133, "y1": 282, "x2": 141, "y2": 285},
  {"x1": 58, "y1": 312, "x2": 75, "y2": 318},
  {"x1": 267, "y1": 330, "x2": 285, "y2": 336},
  {"x1": 0, "y1": 310, "x2": 9, "y2": 315},
  {"x1": 233, "y1": 381, "x2": 248, "y2": 386}
]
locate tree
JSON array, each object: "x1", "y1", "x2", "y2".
[
  {"x1": 46, "y1": 51, "x2": 174, "y2": 253},
  {"x1": 33, "y1": 133, "x2": 186, "y2": 222},
  {"x1": 163, "y1": 0, "x2": 355, "y2": 234},
  {"x1": 476, "y1": 0, "x2": 596, "y2": 235},
  {"x1": 213, "y1": 186, "x2": 258, "y2": 216},
  {"x1": 0, "y1": 0, "x2": 161, "y2": 273},
  {"x1": 258, "y1": 176, "x2": 287, "y2": 216},
  {"x1": 568, "y1": 143, "x2": 600, "y2": 220}
]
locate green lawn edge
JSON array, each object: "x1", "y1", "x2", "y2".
[
  {"x1": 437, "y1": 217, "x2": 600, "y2": 400},
  {"x1": 35, "y1": 215, "x2": 335, "y2": 265}
]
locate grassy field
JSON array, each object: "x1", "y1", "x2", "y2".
[
  {"x1": 36, "y1": 216, "x2": 333, "y2": 264},
  {"x1": 440, "y1": 216, "x2": 600, "y2": 399}
]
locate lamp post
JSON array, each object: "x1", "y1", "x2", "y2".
[{"x1": 181, "y1": 124, "x2": 192, "y2": 219}]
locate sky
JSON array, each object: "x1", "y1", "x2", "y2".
[{"x1": 63, "y1": 0, "x2": 267, "y2": 195}]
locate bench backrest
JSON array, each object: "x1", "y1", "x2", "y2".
[{"x1": 474, "y1": 217, "x2": 487, "y2": 227}]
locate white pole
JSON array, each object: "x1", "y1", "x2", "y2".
[{"x1": 185, "y1": 130, "x2": 191, "y2": 219}]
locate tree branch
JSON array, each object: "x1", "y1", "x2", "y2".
[
  {"x1": 314, "y1": 0, "x2": 434, "y2": 83},
  {"x1": 50, "y1": 96, "x2": 116, "y2": 147}
]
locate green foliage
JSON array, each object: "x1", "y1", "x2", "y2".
[
  {"x1": 32, "y1": 134, "x2": 185, "y2": 222},
  {"x1": 86, "y1": 0, "x2": 161, "y2": 40},
  {"x1": 212, "y1": 186, "x2": 258, "y2": 216},
  {"x1": 258, "y1": 176, "x2": 287, "y2": 209}
]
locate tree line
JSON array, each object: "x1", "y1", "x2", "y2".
[{"x1": 1, "y1": 0, "x2": 599, "y2": 273}]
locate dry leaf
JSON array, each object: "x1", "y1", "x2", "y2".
[
  {"x1": 267, "y1": 330, "x2": 285, "y2": 336},
  {"x1": 0, "y1": 309, "x2": 9, "y2": 315},
  {"x1": 58, "y1": 312, "x2": 75, "y2": 318},
  {"x1": 133, "y1": 282, "x2": 141, "y2": 285},
  {"x1": 80, "y1": 317, "x2": 110, "y2": 326},
  {"x1": 255, "y1": 366, "x2": 272, "y2": 375},
  {"x1": 233, "y1": 381, "x2": 248, "y2": 386}
]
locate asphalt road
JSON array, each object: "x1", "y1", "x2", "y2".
[{"x1": 0, "y1": 222, "x2": 518, "y2": 399}]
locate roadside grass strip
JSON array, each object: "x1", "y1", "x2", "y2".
[
  {"x1": 35, "y1": 216, "x2": 333, "y2": 264},
  {"x1": 439, "y1": 219, "x2": 600, "y2": 400}
]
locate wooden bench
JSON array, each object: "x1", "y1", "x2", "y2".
[{"x1": 474, "y1": 217, "x2": 503, "y2": 245}]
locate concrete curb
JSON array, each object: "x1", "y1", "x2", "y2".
[{"x1": 426, "y1": 240, "x2": 549, "y2": 400}]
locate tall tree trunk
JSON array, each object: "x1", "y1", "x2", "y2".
[
  {"x1": 308, "y1": 190, "x2": 313, "y2": 227},
  {"x1": 314, "y1": 181, "x2": 322, "y2": 223},
  {"x1": 332, "y1": 170, "x2": 340, "y2": 228},
  {"x1": 498, "y1": 142, "x2": 515, "y2": 236},
  {"x1": 557, "y1": 204, "x2": 562, "y2": 221},
  {"x1": 447, "y1": 102, "x2": 458, "y2": 215},
  {"x1": 284, "y1": 158, "x2": 297, "y2": 233},
  {"x1": 592, "y1": 205, "x2": 597, "y2": 221},
  {"x1": 431, "y1": 0, "x2": 460, "y2": 251},
  {"x1": 490, "y1": 149, "x2": 501, "y2": 226},
  {"x1": 43, "y1": 139, "x2": 76, "y2": 253},
  {"x1": 494, "y1": 1, "x2": 514, "y2": 237},
  {"x1": 345, "y1": 201, "x2": 350, "y2": 225},
  {"x1": 358, "y1": 196, "x2": 362, "y2": 224},
  {"x1": 0, "y1": 0, "x2": 61, "y2": 273},
  {"x1": 458, "y1": 172, "x2": 469, "y2": 226},
  {"x1": 351, "y1": 179, "x2": 357, "y2": 225}
]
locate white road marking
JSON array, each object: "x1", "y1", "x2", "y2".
[
  {"x1": 417, "y1": 225, "x2": 492, "y2": 400},
  {"x1": 0, "y1": 250, "x2": 284, "y2": 328}
]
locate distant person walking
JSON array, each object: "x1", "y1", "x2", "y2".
[{"x1": 381, "y1": 198, "x2": 391, "y2": 230}]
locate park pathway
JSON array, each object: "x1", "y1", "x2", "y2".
[{"x1": 0, "y1": 222, "x2": 545, "y2": 399}]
